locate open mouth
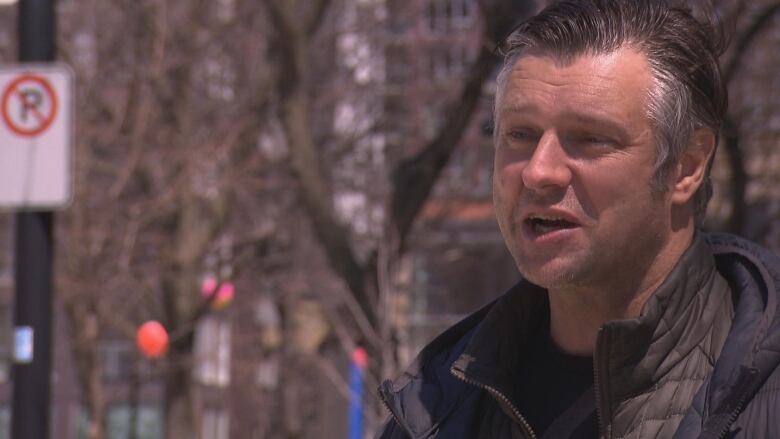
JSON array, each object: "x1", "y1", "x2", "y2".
[{"x1": 524, "y1": 215, "x2": 579, "y2": 236}]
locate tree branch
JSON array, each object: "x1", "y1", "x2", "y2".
[
  {"x1": 389, "y1": 1, "x2": 527, "y2": 250},
  {"x1": 720, "y1": 2, "x2": 780, "y2": 234},
  {"x1": 268, "y1": 0, "x2": 376, "y2": 325},
  {"x1": 723, "y1": 3, "x2": 780, "y2": 83},
  {"x1": 306, "y1": 0, "x2": 333, "y2": 36},
  {"x1": 389, "y1": 47, "x2": 495, "y2": 249}
]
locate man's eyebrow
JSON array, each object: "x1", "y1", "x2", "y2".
[
  {"x1": 560, "y1": 112, "x2": 627, "y2": 134},
  {"x1": 499, "y1": 106, "x2": 630, "y2": 135},
  {"x1": 500, "y1": 104, "x2": 539, "y2": 115}
]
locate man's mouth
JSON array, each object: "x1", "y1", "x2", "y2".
[{"x1": 524, "y1": 215, "x2": 579, "y2": 236}]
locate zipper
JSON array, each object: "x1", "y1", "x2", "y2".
[
  {"x1": 714, "y1": 391, "x2": 751, "y2": 439},
  {"x1": 593, "y1": 327, "x2": 610, "y2": 439},
  {"x1": 450, "y1": 366, "x2": 538, "y2": 439},
  {"x1": 378, "y1": 381, "x2": 411, "y2": 437},
  {"x1": 704, "y1": 367, "x2": 759, "y2": 439}
]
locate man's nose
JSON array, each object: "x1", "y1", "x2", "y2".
[{"x1": 521, "y1": 133, "x2": 572, "y2": 191}]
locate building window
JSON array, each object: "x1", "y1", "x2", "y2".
[
  {"x1": 255, "y1": 357, "x2": 279, "y2": 390},
  {"x1": 195, "y1": 317, "x2": 231, "y2": 387},
  {"x1": 105, "y1": 405, "x2": 163, "y2": 439},
  {"x1": 387, "y1": 0, "x2": 410, "y2": 34},
  {"x1": 429, "y1": 45, "x2": 467, "y2": 80},
  {"x1": 385, "y1": 45, "x2": 411, "y2": 84},
  {"x1": 75, "y1": 404, "x2": 162, "y2": 439},
  {"x1": 99, "y1": 340, "x2": 135, "y2": 381},
  {"x1": 426, "y1": 0, "x2": 474, "y2": 33},
  {"x1": 421, "y1": 104, "x2": 445, "y2": 141},
  {"x1": 201, "y1": 407, "x2": 229, "y2": 439},
  {"x1": 215, "y1": 0, "x2": 234, "y2": 22},
  {"x1": 202, "y1": 57, "x2": 236, "y2": 102}
]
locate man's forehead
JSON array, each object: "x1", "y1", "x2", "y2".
[
  {"x1": 501, "y1": 47, "x2": 653, "y2": 108},
  {"x1": 509, "y1": 46, "x2": 649, "y2": 82}
]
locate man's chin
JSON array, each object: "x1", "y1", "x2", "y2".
[{"x1": 516, "y1": 259, "x2": 585, "y2": 290}]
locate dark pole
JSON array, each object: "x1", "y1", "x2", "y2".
[{"x1": 12, "y1": 1, "x2": 56, "y2": 439}]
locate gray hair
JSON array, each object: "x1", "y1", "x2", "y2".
[{"x1": 494, "y1": 0, "x2": 728, "y2": 223}]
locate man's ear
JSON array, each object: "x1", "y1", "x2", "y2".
[{"x1": 671, "y1": 128, "x2": 717, "y2": 205}]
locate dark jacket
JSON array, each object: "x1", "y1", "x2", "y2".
[{"x1": 375, "y1": 233, "x2": 780, "y2": 438}]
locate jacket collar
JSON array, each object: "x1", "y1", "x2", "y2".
[
  {"x1": 378, "y1": 300, "x2": 494, "y2": 438},
  {"x1": 596, "y1": 233, "x2": 732, "y2": 427},
  {"x1": 449, "y1": 281, "x2": 547, "y2": 403},
  {"x1": 451, "y1": 233, "x2": 727, "y2": 415}
]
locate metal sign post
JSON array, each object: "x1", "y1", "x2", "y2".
[{"x1": 11, "y1": 1, "x2": 57, "y2": 438}]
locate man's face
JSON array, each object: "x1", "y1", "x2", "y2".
[{"x1": 493, "y1": 48, "x2": 675, "y2": 291}]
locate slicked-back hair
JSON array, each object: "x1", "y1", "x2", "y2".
[{"x1": 494, "y1": 0, "x2": 728, "y2": 224}]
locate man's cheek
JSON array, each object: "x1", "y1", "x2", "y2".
[{"x1": 494, "y1": 165, "x2": 519, "y2": 196}]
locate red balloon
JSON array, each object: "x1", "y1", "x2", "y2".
[{"x1": 136, "y1": 320, "x2": 169, "y2": 358}]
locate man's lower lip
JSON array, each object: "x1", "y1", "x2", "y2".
[{"x1": 520, "y1": 221, "x2": 580, "y2": 243}]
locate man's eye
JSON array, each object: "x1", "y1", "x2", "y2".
[
  {"x1": 578, "y1": 135, "x2": 614, "y2": 147},
  {"x1": 579, "y1": 134, "x2": 603, "y2": 143},
  {"x1": 507, "y1": 130, "x2": 538, "y2": 142}
]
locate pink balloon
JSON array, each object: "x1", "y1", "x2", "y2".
[
  {"x1": 212, "y1": 282, "x2": 235, "y2": 310},
  {"x1": 201, "y1": 277, "x2": 218, "y2": 298}
]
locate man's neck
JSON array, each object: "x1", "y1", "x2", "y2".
[{"x1": 547, "y1": 229, "x2": 695, "y2": 356}]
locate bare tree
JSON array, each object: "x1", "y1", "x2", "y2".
[
  {"x1": 263, "y1": 0, "x2": 532, "y2": 433},
  {"x1": 56, "y1": 0, "x2": 277, "y2": 437}
]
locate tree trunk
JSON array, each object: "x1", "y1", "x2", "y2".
[
  {"x1": 164, "y1": 361, "x2": 198, "y2": 439},
  {"x1": 64, "y1": 304, "x2": 106, "y2": 439},
  {"x1": 161, "y1": 183, "x2": 226, "y2": 438},
  {"x1": 84, "y1": 344, "x2": 106, "y2": 439}
]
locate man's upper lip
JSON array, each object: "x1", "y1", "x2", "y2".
[{"x1": 519, "y1": 208, "x2": 582, "y2": 225}]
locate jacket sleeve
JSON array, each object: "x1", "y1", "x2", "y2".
[{"x1": 374, "y1": 416, "x2": 411, "y2": 439}]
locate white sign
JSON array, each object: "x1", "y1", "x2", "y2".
[
  {"x1": 13, "y1": 326, "x2": 33, "y2": 363},
  {"x1": 0, "y1": 64, "x2": 73, "y2": 209}
]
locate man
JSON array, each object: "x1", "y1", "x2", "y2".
[{"x1": 375, "y1": 1, "x2": 780, "y2": 438}]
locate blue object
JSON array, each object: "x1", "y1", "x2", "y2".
[{"x1": 348, "y1": 353, "x2": 365, "y2": 439}]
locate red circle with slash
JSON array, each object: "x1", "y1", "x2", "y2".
[{"x1": 1, "y1": 74, "x2": 59, "y2": 137}]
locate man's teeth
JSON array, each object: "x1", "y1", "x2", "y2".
[
  {"x1": 527, "y1": 215, "x2": 577, "y2": 234},
  {"x1": 536, "y1": 222, "x2": 559, "y2": 234},
  {"x1": 531, "y1": 215, "x2": 568, "y2": 221}
]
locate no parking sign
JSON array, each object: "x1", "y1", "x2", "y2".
[{"x1": 0, "y1": 64, "x2": 73, "y2": 209}]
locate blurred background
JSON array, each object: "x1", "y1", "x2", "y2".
[{"x1": 0, "y1": 0, "x2": 777, "y2": 438}]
